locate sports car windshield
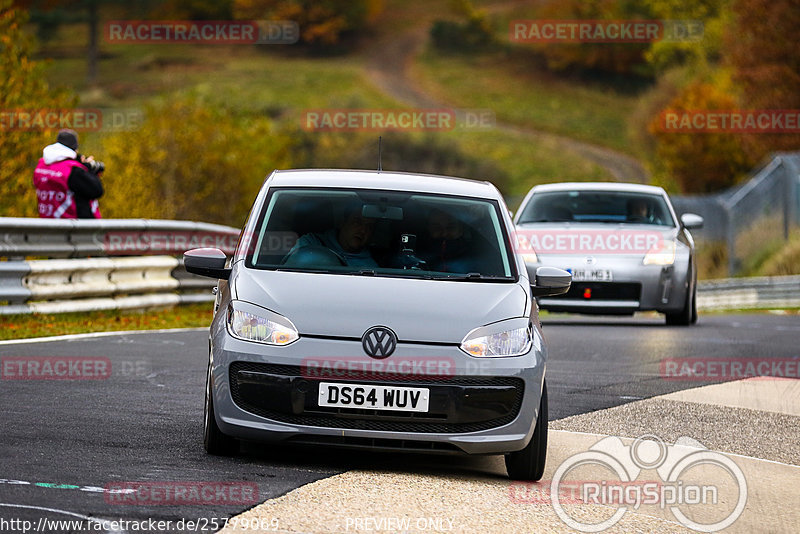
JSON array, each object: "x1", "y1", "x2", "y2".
[
  {"x1": 244, "y1": 188, "x2": 515, "y2": 280},
  {"x1": 517, "y1": 191, "x2": 676, "y2": 227}
]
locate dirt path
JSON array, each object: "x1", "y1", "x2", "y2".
[{"x1": 363, "y1": 19, "x2": 650, "y2": 184}]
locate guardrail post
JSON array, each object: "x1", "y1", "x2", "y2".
[{"x1": 725, "y1": 205, "x2": 737, "y2": 276}]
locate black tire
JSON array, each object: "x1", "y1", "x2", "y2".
[
  {"x1": 666, "y1": 285, "x2": 694, "y2": 326},
  {"x1": 505, "y1": 381, "x2": 548, "y2": 481},
  {"x1": 204, "y1": 364, "x2": 238, "y2": 455}
]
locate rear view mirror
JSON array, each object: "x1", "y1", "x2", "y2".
[
  {"x1": 680, "y1": 213, "x2": 704, "y2": 229},
  {"x1": 531, "y1": 266, "x2": 571, "y2": 297},
  {"x1": 362, "y1": 204, "x2": 403, "y2": 220},
  {"x1": 184, "y1": 248, "x2": 231, "y2": 279}
]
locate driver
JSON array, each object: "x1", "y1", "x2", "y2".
[
  {"x1": 287, "y1": 204, "x2": 378, "y2": 267},
  {"x1": 626, "y1": 198, "x2": 650, "y2": 222}
]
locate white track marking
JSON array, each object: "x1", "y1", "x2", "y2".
[{"x1": 0, "y1": 328, "x2": 206, "y2": 346}]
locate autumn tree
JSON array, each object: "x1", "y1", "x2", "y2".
[
  {"x1": 726, "y1": 0, "x2": 800, "y2": 157},
  {"x1": 0, "y1": 1, "x2": 75, "y2": 216},
  {"x1": 648, "y1": 80, "x2": 754, "y2": 193},
  {"x1": 233, "y1": 0, "x2": 383, "y2": 46},
  {"x1": 521, "y1": 0, "x2": 655, "y2": 76}
]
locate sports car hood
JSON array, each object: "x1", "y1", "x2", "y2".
[
  {"x1": 515, "y1": 222, "x2": 679, "y2": 259},
  {"x1": 231, "y1": 269, "x2": 527, "y2": 343}
]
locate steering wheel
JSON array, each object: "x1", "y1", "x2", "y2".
[{"x1": 282, "y1": 245, "x2": 346, "y2": 267}]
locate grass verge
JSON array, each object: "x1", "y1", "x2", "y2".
[
  {"x1": 413, "y1": 48, "x2": 643, "y2": 157},
  {"x1": 0, "y1": 303, "x2": 212, "y2": 341}
]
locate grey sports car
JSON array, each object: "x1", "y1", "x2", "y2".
[
  {"x1": 185, "y1": 169, "x2": 572, "y2": 480},
  {"x1": 514, "y1": 182, "x2": 703, "y2": 325}
]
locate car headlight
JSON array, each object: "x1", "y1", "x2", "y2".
[
  {"x1": 227, "y1": 302, "x2": 298, "y2": 345},
  {"x1": 460, "y1": 326, "x2": 532, "y2": 357},
  {"x1": 643, "y1": 240, "x2": 676, "y2": 265}
]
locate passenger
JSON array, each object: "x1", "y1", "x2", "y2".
[{"x1": 418, "y1": 209, "x2": 479, "y2": 273}]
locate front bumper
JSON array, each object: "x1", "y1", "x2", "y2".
[
  {"x1": 532, "y1": 255, "x2": 689, "y2": 314},
  {"x1": 209, "y1": 323, "x2": 546, "y2": 455}
]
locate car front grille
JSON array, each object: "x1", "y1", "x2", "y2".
[
  {"x1": 229, "y1": 362, "x2": 526, "y2": 434},
  {"x1": 559, "y1": 282, "x2": 641, "y2": 301}
]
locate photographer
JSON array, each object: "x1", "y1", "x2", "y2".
[{"x1": 33, "y1": 129, "x2": 103, "y2": 219}]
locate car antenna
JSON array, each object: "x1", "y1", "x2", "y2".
[{"x1": 377, "y1": 136, "x2": 382, "y2": 172}]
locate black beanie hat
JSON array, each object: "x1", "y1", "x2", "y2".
[{"x1": 56, "y1": 129, "x2": 79, "y2": 151}]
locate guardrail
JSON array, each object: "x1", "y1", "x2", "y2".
[
  {"x1": 0, "y1": 218, "x2": 240, "y2": 315},
  {"x1": 0, "y1": 217, "x2": 239, "y2": 258},
  {"x1": 697, "y1": 275, "x2": 800, "y2": 311},
  {"x1": 1, "y1": 218, "x2": 798, "y2": 315}
]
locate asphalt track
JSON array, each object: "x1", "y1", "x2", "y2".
[{"x1": 0, "y1": 313, "x2": 797, "y2": 533}]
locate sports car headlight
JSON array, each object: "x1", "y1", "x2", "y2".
[
  {"x1": 460, "y1": 326, "x2": 532, "y2": 357},
  {"x1": 227, "y1": 302, "x2": 298, "y2": 345},
  {"x1": 643, "y1": 240, "x2": 676, "y2": 265}
]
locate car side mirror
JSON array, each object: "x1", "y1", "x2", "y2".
[
  {"x1": 184, "y1": 248, "x2": 231, "y2": 280},
  {"x1": 531, "y1": 266, "x2": 571, "y2": 297},
  {"x1": 680, "y1": 213, "x2": 704, "y2": 229}
]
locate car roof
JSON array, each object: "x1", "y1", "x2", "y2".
[
  {"x1": 267, "y1": 169, "x2": 503, "y2": 199},
  {"x1": 530, "y1": 182, "x2": 668, "y2": 195}
]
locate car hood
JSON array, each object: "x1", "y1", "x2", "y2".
[
  {"x1": 232, "y1": 269, "x2": 527, "y2": 343},
  {"x1": 515, "y1": 222, "x2": 679, "y2": 259}
]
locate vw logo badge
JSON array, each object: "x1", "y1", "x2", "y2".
[{"x1": 362, "y1": 326, "x2": 397, "y2": 359}]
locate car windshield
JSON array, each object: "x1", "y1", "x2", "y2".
[
  {"x1": 517, "y1": 190, "x2": 675, "y2": 226},
  {"x1": 244, "y1": 187, "x2": 515, "y2": 280}
]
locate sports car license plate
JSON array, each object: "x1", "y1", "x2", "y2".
[
  {"x1": 570, "y1": 269, "x2": 613, "y2": 282},
  {"x1": 318, "y1": 382, "x2": 430, "y2": 412}
]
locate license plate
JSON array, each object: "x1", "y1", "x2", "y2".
[
  {"x1": 570, "y1": 269, "x2": 613, "y2": 282},
  {"x1": 318, "y1": 382, "x2": 430, "y2": 412}
]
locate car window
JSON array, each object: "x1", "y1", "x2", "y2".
[
  {"x1": 244, "y1": 187, "x2": 515, "y2": 280},
  {"x1": 517, "y1": 191, "x2": 675, "y2": 227}
]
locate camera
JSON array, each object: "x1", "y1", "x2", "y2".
[{"x1": 79, "y1": 154, "x2": 105, "y2": 175}]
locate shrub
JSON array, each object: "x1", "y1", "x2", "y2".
[{"x1": 98, "y1": 94, "x2": 292, "y2": 226}]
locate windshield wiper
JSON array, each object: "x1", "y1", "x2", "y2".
[
  {"x1": 433, "y1": 273, "x2": 510, "y2": 281},
  {"x1": 275, "y1": 267, "x2": 338, "y2": 274}
]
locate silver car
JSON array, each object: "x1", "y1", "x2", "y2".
[
  {"x1": 185, "y1": 169, "x2": 571, "y2": 480},
  {"x1": 514, "y1": 182, "x2": 703, "y2": 325}
]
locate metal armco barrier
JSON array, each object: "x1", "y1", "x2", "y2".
[
  {"x1": 1, "y1": 218, "x2": 798, "y2": 315},
  {"x1": 0, "y1": 217, "x2": 239, "y2": 259},
  {"x1": 0, "y1": 218, "x2": 240, "y2": 315},
  {"x1": 697, "y1": 275, "x2": 800, "y2": 311}
]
